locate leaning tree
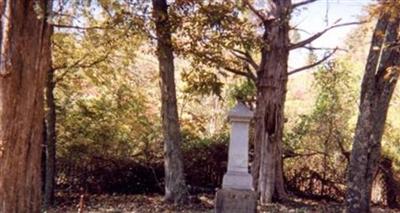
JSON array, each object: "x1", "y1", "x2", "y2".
[{"x1": 346, "y1": 1, "x2": 400, "y2": 212}]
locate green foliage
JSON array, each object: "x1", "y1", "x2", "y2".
[
  {"x1": 171, "y1": 0, "x2": 259, "y2": 96},
  {"x1": 53, "y1": 0, "x2": 153, "y2": 164},
  {"x1": 228, "y1": 79, "x2": 256, "y2": 103},
  {"x1": 56, "y1": 82, "x2": 161, "y2": 163},
  {"x1": 284, "y1": 59, "x2": 358, "y2": 199},
  {"x1": 181, "y1": 67, "x2": 224, "y2": 97}
]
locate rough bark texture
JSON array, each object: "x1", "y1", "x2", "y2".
[
  {"x1": 251, "y1": 0, "x2": 291, "y2": 204},
  {"x1": 0, "y1": 0, "x2": 50, "y2": 212},
  {"x1": 152, "y1": 0, "x2": 188, "y2": 204},
  {"x1": 346, "y1": 13, "x2": 400, "y2": 213}
]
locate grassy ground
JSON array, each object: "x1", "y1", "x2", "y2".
[{"x1": 49, "y1": 193, "x2": 399, "y2": 213}]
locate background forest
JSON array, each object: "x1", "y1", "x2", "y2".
[
  {"x1": 1, "y1": 0, "x2": 400, "y2": 212},
  {"x1": 51, "y1": 0, "x2": 400, "y2": 209},
  {"x1": 51, "y1": 0, "x2": 400, "y2": 208}
]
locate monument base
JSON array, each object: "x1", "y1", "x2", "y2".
[
  {"x1": 215, "y1": 189, "x2": 257, "y2": 213},
  {"x1": 222, "y1": 171, "x2": 253, "y2": 190}
]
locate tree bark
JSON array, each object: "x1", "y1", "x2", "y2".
[
  {"x1": 251, "y1": 0, "x2": 291, "y2": 204},
  {"x1": 0, "y1": 1, "x2": 50, "y2": 212},
  {"x1": 44, "y1": 68, "x2": 56, "y2": 208},
  {"x1": 346, "y1": 13, "x2": 400, "y2": 213},
  {"x1": 152, "y1": 0, "x2": 188, "y2": 204},
  {"x1": 43, "y1": 1, "x2": 55, "y2": 208},
  {"x1": 380, "y1": 158, "x2": 399, "y2": 209}
]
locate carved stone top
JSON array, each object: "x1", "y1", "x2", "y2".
[{"x1": 228, "y1": 102, "x2": 254, "y2": 122}]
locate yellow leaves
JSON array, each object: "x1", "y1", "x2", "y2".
[{"x1": 369, "y1": 0, "x2": 400, "y2": 20}]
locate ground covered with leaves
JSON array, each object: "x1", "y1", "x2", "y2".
[
  {"x1": 49, "y1": 193, "x2": 213, "y2": 213},
  {"x1": 48, "y1": 193, "x2": 399, "y2": 213}
]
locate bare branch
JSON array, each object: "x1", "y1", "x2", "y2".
[
  {"x1": 231, "y1": 49, "x2": 260, "y2": 71},
  {"x1": 53, "y1": 54, "x2": 88, "y2": 71},
  {"x1": 51, "y1": 19, "x2": 136, "y2": 84},
  {"x1": 201, "y1": 53, "x2": 257, "y2": 82},
  {"x1": 334, "y1": 132, "x2": 350, "y2": 161},
  {"x1": 292, "y1": 0, "x2": 319, "y2": 9},
  {"x1": 283, "y1": 150, "x2": 325, "y2": 159},
  {"x1": 291, "y1": 26, "x2": 311, "y2": 35},
  {"x1": 288, "y1": 48, "x2": 337, "y2": 75},
  {"x1": 301, "y1": 46, "x2": 347, "y2": 52},
  {"x1": 290, "y1": 21, "x2": 365, "y2": 50},
  {"x1": 53, "y1": 24, "x2": 111, "y2": 31},
  {"x1": 54, "y1": 52, "x2": 110, "y2": 83},
  {"x1": 243, "y1": 0, "x2": 269, "y2": 22},
  {"x1": 221, "y1": 66, "x2": 256, "y2": 82}
]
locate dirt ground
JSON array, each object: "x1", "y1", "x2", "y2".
[{"x1": 49, "y1": 193, "x2": 400, "y2": 213}]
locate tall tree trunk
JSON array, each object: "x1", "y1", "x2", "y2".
[
  {"x1": 0, "y1": 1, "x2": 50, "y2": 212},
  {"x1": 252, "y1": 0, "x2": 291, "y2": 204},
  {"x1": 44, "y1": 68, "x2": 56, "y2": 208},
  {"x1": 43, "y1": 1, "x2": 55, "y2": 208},
  {"x1": 42, "y1": 119, "x2": 47, "y2": 193},
  {"x1": 152, "y1": 0, "x2": 188, "y2": 204},
  {"x1": 346, "y1": 12, "x2": 400, "y2": 213}
]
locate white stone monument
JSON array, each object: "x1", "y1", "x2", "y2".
[
  {"x1": 222, "y1": 102, "x2": 253, "y2": 190},
  {"x1": 215, "y1": 102, "x2": 256, "y2": 213}
]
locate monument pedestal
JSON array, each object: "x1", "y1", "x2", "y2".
[
  {"x1": 215, "y1": 189, "x2": 257, "y2": 213},
  {"x1": 222, "y1": 171, "x2": 252, "y2": 190}
]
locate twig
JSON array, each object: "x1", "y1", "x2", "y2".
[
  {"x1": 290, "y1": 21, "x2": 366, "y2": 50},
  {"x1": 243, "y1": 0, "x2": 269, "y2": 23},
  {"x1": 302, "y1": 46, "x2": 347, "y2": 52},
  {"x1": 231, "y1": 49, "x2": 259, "y2": 71},
  {"x1": 288, "y1": 48, "x2": 337, "y2": 75},
  {"x1": 53, "y1": 24, "x2": 111, "y2": 31},
  {"x1": 292, "y1": 0, "x2": 319, "y2": 9}
]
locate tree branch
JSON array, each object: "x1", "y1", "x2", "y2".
[
  {"x1": 54, "y1": 52, "x2": 110, "y2": 83},
  {"x1": 243, "y1": 0, "x2": 269, "y2": 23},
  {"x1": 53, "y1": 24, "x2": 111, "y2": 31},
  {"x1": 334, "y1": 133, "x2": 350, "y2": 162},
  {"x1": 290, "y1": 21, "x2": 365, "y2": 50},
  {"x1": 301, "y1": 46, "x2": 347, "y2": 52},
  {"x1": 220, "y1": 64, "x2": 256, "y2": 82},
  {"x1": 201, "y1": 53, "x2": 257, "y2": 82},
  {"x1": 288, "y1": 48, "x2": 337, "y2": 75},
  {"x1": 231, "y1": 49, "x2": 259, "y2": 71},
  {"x1": 292, "y1": 0, "x2": 319, "y2": 9},
  {"x1": 283, "y1": 150, "x2": 326, "y2": 159}
]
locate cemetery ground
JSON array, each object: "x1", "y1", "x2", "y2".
[{"x1": 49, "y1": 193, "x2": 398, "y2": 213}]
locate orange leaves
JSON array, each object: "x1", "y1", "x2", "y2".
[{"x1": 369, "y1": 0, "x2": 400, "y2": 21}]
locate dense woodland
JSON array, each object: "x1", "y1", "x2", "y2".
[{"x1": 1, "y1": 0, "x2": 400, "y2": 212}]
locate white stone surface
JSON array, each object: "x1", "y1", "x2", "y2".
[
  {"x1": 222, "y1": 102, "x2": 254, "y2": 190},
  {"x1": 222, "y1": 171, "x2": 253, "y2": 190}
]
